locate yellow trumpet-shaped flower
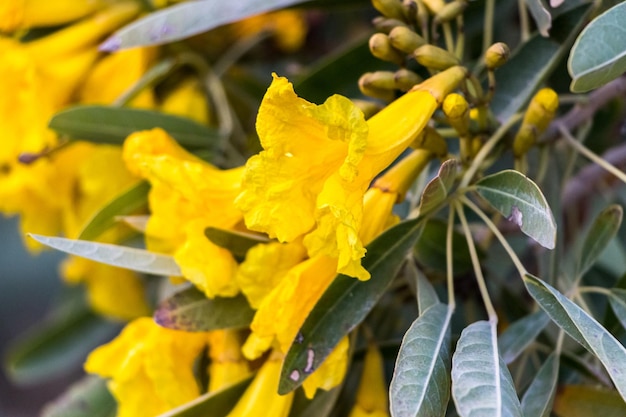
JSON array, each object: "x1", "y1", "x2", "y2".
[
  {"x1": 236, "y1": 68, "x2": 464, "y2": 280},
  {"x1": 0, "y1": 0, "x2": 104, "y2": 32},
  {"x1": 225, "y1": 350, "x2": 294, "y2": 417},
  {"x1": 348, "y1": 345, "x2": 390, "y2": 417},
  {"x1": 207, "y1": 330, "x2": 250, "y2": 392},
  {"x1": 123, "y1": 128, "x2": 244, "y2": 297},
  {"x1": 85, "y1": 318, "x2": 210, "y2": 417}
]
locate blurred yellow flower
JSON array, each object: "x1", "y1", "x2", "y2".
[
  {"x1": 0, "y1": 0, "x2": 104, "y2": 32},
  {"x1": 85, "y1": 317, "x2": 209, "y2": 417},
  {"x1": 160, "y1": 77, "x2": 210, "y2": 124},
  {"x1": 348, "y1": 345, "x2": 390, "y2": 417},
  {"x1": 230, "y1": 10, "x2": 308, "y2": 52},
  {"x1": 207, "y1": 329, "x2": 250, "y2": 392},
  {"x1": 123, "y1": 128, "x2": 244, "y2": 297}
]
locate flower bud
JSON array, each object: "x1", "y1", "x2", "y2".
[
  {"x1": 394, "y1": 68, "x2": 422, "y2": 91},
  {"x1": 372, "y1": 16, "x2": 408, "y2": 33},
  {"x1": 402, "y1": 0, "x2": 419, "y2": 23},
  {"x1": 359, "y1": 71, "x2": 396, "y2": 90},
  {"x1": 513, "y1": 88, "x2": 558, "y2": 156},
  {"x1": 411, "y1": 126, "x2": 448, "y2": 158},
  {"x1": 434, "y1": 0, "x2": 468, "y2": 24},
  {"x1": 443, "y1": 93, "x2": 470, "y2": 136},
  {"x1": 372, "y1": 0, "x2": 406, "y2": 20},
  {"x1": 352, "y1": 99, "x2": 383, "y2": 119},
  {"x1": 485, "y1": 42, "x2": 510, "y2": 70},
  {"x1": 421, "y1": 0, "x2": 446, "y2": 14},
  {"x1": 359, "y1": 73, "x2": 395, "y2": 101},
  {"x1": 388, "y1": 26, "x2": 426, "y2": 53},
  {"x1": 414, "y1": 44, "x2": 460, "y2": 70},
  {"x1": 369, "y1": 33, "x2": 405, "y2": 65}
]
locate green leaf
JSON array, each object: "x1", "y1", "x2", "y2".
[
  {"x1": 608, "y1": 288, "x2": 626, "y2": 331},
  {"x1": 100, "y1": 0, "x2": 309, "y2": 51},
  {"x1": 204, "y1": 227, "x2": 269, "y2": 260},
  {"x1": 451, "y1": 320, "x2": 523, "y2": 417},
  {"x1": 524, "y1": 274, "x2": 626, "y2": 398},
  {"x1": 475, "y1": 170, "x2": 556, "y2": 249},
  {"x1": 498, "y1": 311, "x2": 550, "y2": 364},
  {"x1": 49, "y1": 105, "x2": 220, "y2": 149},
  {"x1": 418, "y1": 159, "x2": 460, "y2": 216},
  {"x1": 28, "y1": 234, "x2": 181, "y2": 277},
  {"x1": 288, "y1": 386, "x2": 342, "y2": 417},
  {"x1": 157, "y1": 376, "x2": 253, "y2": 417},
  {"x1": 569, "y1": 2, "x2": 626, "y2": 92},
  {"x1": 278, "y1": 215, "x2": 426, "y2": 395},
  {"x1": 78, "y1": 181, "x2": 149, "y2": 241},
  {"x1": 414, "y1": 219, "x2": 477, "y2": 275},
  {"x1": 154, "y1": 287, "x2": 254, "y2": 331},
  {"x1": 492, "y1": 4, "x2": 591, "y2": 122},
  {"x1": 525, "y1": 0, "x2": 551, "y2": 37},
  {"x1": 389, "y1": 303, "x2": 452, "y2": 417},
  {"x1": 577, "y1": 204, "x2": 623, "y2": 278},
  {"x1": 416, "y1": 267, "x2": 439, "y2": 315},
  {"x1": 41, "y1": 376, "x2": 116, "y2": 417},
  {"x1": 553, "y1": 385, "x2": 626, "y2": 417},
  {"x1": 520, "y1": 353, "x2": 559, "y2": 417},
  {"x1": 5, "y1": 300, "x2": 120, "y2": 385}
]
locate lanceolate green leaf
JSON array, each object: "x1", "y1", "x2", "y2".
[
  {"x1": 569, "y1": 2, "x2": 626, "y2": 92},
  {"x1": 475, "y1": 170, "x2": 556, "y2": 249},
  {"x1": 492, "y1": 4, "x2": 591, "y2": 122},
  {"x1": 28, "y1": 234, "x2": 181, "y2": 277},
  {"x1": 608, "y1": 288, "x2": 626, "y2": 331},
  {"x1": 524, "y1": 274, "x2": 626, "y2": 398},
  {"x1": 41, "y1": 376, "x2": 116, "y2": 417},
  {"x1": 154, "y1": 287, "x2": 254, "y2": 331},
  {"x1": 49, "y1": 105, "x2": 220, "y2": 149},
  {"x1": 100, "y1": 0, "x2": 309, "y2": 51},
  {"x1": 389, "y1": 303, "x2": 452, "y2": 417},
  {"x1": 204, "y1": 227, "x2": 269, "y2": 260},
  {"x1": 418, "y1": 159, "x2": 460, "y2": 216},
  {"x1": 278, "y1": 215, "x2": 426, "y2": 394},
  {"x1": 520, "y1": 353, "x2": 559, "y2": 417},
  {"x1": 416, "y1": 267, "x2": 439, "y2": 315},
  {"x1": 524, "y1": 0, "x2": 551, "y2": 37},
  {"x1": 78, "y1": 181, "x2": 150, "y2": 241},
  {"x1": 498, "y1": 311, "x2": 550, "y2": 364},
  {"x1": 577, "y1": 204, "x2": 623, "y2": 278},
  {"x1": 157, "y1": 376, "x2": 253, "y2": 417},
  {"x1": 451, "y1": 321, "x2": 522, "y2": 417}
]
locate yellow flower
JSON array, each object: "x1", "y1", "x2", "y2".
[
  {"x1": 230, "y1": 10, "x2": 308, "y2": 52},
  {"x1": 236, "y1": 69, "x2": 464, "y2": 280},
  {"x1": 207, "y1": 330, "x2": 250, "y2": 392},
  {"x1": 348, "y1": 345, "x2": 390, "y2": 417},
  {"x1": 85, "y1": 317, "x2": 209, "y2": 417},
  {"x1": 160, "y1": 77, "x2": 210, "y2": 124},
  {"x1": 123, "y1": 128, "x2": 244, "y2": 297},
  {"x1": 0, "y1": 0, "x2": 104, "y2": 32},
  {"x1": 225, "y1": 350, "x2": 294, "y2": 417}
]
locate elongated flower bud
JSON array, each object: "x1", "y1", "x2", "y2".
[
  {"x1": 369, "y1": 33, "x2": 405, "y2": 65},
  {"x1": 414, "y1": 44, "x2": 460, "y2": 70},
  {"x1": 348, "y1": 345, "x2": 389, "y2": 417},
  {"x1": 388, "y1": 26, "x2": 425, "y2": 53},
  {"x1": 513, "y1": 88, "x2": 559, "y2": 157},
  {"x1": 374, "y1": 148, "x2": 433, "y2": 201},
  {"x1": 372, "y1": 0, "x2": 406, "y2": 20},
  {"x1": 411, "y1": 125, "x2": 448, "y2": 157},
  {"x1": 421, "y1": 0, "x2": 446, "y2": 14},
  {"x1": 359, "y1": 73, "x2": 395, "y2": 101},
  {"x1": 443, "y1": 93, "x2": 470, "y2": 136},
  {"x1": 485, "y1": 42, "x2": 510, "y2": 70},
  {"x1": 372, "y1": 16, "x2": 408, "y2": 33},
  {"x1": 394, "y1": 68, "x2": 422, "y2": 91},
  {"x1": 434, "y1": 0, "x2": 468, "y2": 24}
]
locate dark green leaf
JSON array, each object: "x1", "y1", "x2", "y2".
[
  {"x1": 608, "y1": 288, "x2": 626, "y2": 331},
  {"x1": 520, "y1": 353, "x2": 559, "y2": 417},
  {"x1": 414, "y1": 218, "x2": 477, "y2": 275},
  {"x1": 5, "y1": 301, "x2": 120, "y2": 385},
  {"x1": 415, "y1": 267, "x2": 439, "y2": 315},
  {"x1": 451, "y1": 320, "x2": 522, "y2": 417},
  {"x1": 525, "y1": 0, "x2": 551, "y2": 37},
  {"x1": 288, "y1": 386, "x2": 342, "y2": 417},
  {"x1": 569, "y1": 2, "x2": 626, "y2": 92},
  {"x1": 204, "y1": 227, "x2": 269, "y2": 260},
  {"x1": 524, "y1": 274, "x2": 626, "y2": 398},
  {"x1": 389, "y1": 303, "x2": 452, "y2": 417},
  {"x1": 157, "y1": 376, "x2": 253, "y2": 417},
  {"x1": 577, "y1": 204, "x2": 623, "y2": 278},
  {"x1": 28, "y1": 234, "x2": 181, "y2": 276},
  {"x1": 78, "y1": 181, "x2": 150, "y2": 241},
  {"x1": 154, "y1": 286, "x2": 255, "y2": 331},
  {"x1": 49, "y1": 105, "x2": 220, "y2": 150},
  {"x1": 100, "y1": 0, "x2": 310, "y2": 51},
  {"x1": 278, "y1": 215, "x2": 426, "y2": 394},
  {"x1": 475, "y1": 170, "x2": 556, "y2": 249},
  {"x1": 418, "y1": 159, "x2": 460, "y2": 216},
  {"x1": 498, "y1": 311, "x2": 550, "y2": 364},
  {"x1": 492, "y1": 4, "x2": 592, "y2": 122},
  {"x1": 41, "y1": 376, "x2": 116, "y2": 417}
]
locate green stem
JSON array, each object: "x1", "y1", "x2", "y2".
[
  {"x1": 461, "y1": 196, "x2": 528, "y2": 278},
  {"x1": 446, "y1": 207, "x2": 456, "y2": 309},
  {"x1": 483, "y1": 0, "x2": 495, "y2": 52},
  {"x1": 460, "y1": 112, "x2": 524, "y2": 188},
  {"x1": 518, "y1": 0, "x2": 530, "y2": 42},
  {"x1": 113, "y1": 57, "x2": 177, "y2": 107},
  {"x1": 559, "y1": 124, "x2": 626, "y2": 186},
  {"x1": 455, "y1": 201, "x2": 497, "y2": 320},
  {"x1": 455, "y1": 15, "x2": 465, "y2": 59},
  {"x1": 443, "y1": 22, "x2": 455, "y2": 54},
  {"x1": 577, "y1": 286, "x2": 612, "y2": 296}
]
